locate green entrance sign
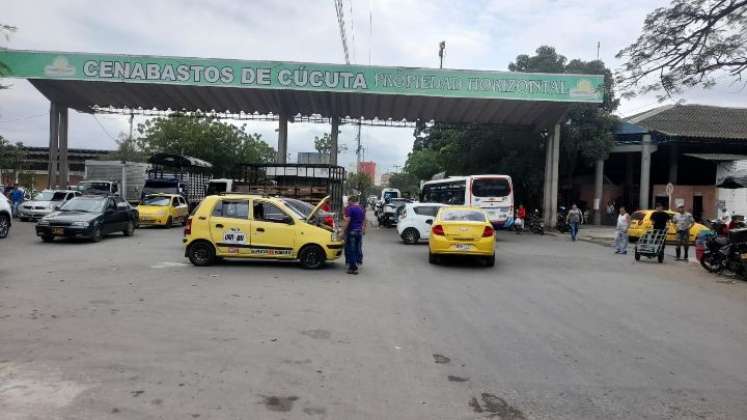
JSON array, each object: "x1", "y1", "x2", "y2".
[{"x1": 0, "y1": 49, "x2": 604, "y2": 103}]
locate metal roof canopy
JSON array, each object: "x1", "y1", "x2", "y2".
[{"x1": 1, "y1": 49, "x2": 605, "y2": 129}]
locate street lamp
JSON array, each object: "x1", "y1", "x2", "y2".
[{"x1": 438, "y1": 41, "x2": 446, "y2": 69}]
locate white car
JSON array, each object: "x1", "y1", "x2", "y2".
[
  {"x1": 396, "y1": 202, "x2": 445, "y2": 244},
  {"x1": 18, "y1": 189, "x2": 81, "y2": 221},
  {"x1": 0, "y1": 193, "x2": 11, "y2": 238}
]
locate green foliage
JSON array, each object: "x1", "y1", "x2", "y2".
[
  {"x1": 313, "y1": 132, "x2": 347, "y2": 158},
  {"x1": 102, "y1": 133, "x2": 148, "y2": 162},
  {"x1": 136, "y1": 114, "x2": 276, "y2": 176},
  {"x1": 616, "y1": 0, "x2": 747, "y2": 98},
  {"x1": 387, "y1": 172, "x2": 420, "y2": 195},
  {"x1": 345, "y1": 172, "x2": 373, "y2": 196},
  {"x1": 0, "y1": 136, "x2": 27, "y2": 179},
  {"x1": 403, "y1": 148, "x2": 441, "y2": 180}
]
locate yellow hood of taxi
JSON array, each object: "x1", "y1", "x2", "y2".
[{"x1": 137, "y1": 205, "x2": 169, "y2": 216}]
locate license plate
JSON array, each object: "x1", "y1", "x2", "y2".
[
  {"x1": 52, "y1": 227, "x2": 64, "y2": 235},
  {"x1": 455, "y1": 243, "x2": 472, "y2": 250}
]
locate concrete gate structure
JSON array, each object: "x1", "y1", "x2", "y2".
[{"x1": 0, "y1": 49, "x2": 604, "y2": 227}]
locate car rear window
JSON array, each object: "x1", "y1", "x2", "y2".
[
  {"x1": 631, "y1": 211, "x2": 645, "y2": 221},
  {"x1": 471, "y1": 178, "x2": 510, "y2": 197},
  {"x1": 441, "y1": 209, "x2": 486, "y2": 222},
  {"x1": 414, "y1": 206, "x2": 440, "y2": 217}
]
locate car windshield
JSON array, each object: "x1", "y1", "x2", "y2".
[
  {"x1": 632, "y1": 211, "x2": 645, "y2": 221},
  {"x1": 34, "y1": 191, "x2": 55, "y2": 201},
  {"x1": 471, "y1": 178, "x2": 510, "y2": 197},
  {"x1": 81, "y1": 182, "x2": 111, "y2": 192},
  {"x1": 51, "y1": 192, "x2": 68, "y2": 201},
  {"x1": 441, "y1": 209, "x2": 486, "y2": 222},
  {"x1": 60, "y1": 198, "x2": 105, "y2": 213},
  {"x1": 143, "y1": 196, "x2": 171, "y2": 206}
]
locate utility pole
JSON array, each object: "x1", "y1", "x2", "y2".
[
  {"x1": 596, "y1": 41, "x2": 600, "y2": 60},
  {"x1": 355, "y1": 119, "x2": 362, "y2": 171},
  {"x1": 438, "y1": 41, "x2": 446, "y2": 69}
]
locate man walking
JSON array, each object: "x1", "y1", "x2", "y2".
[
  {"x1": 10, "y1": 184, "x2": 24, "y2": 218},
  {"x1": 672, "y1": 204, "x2": 694, "y2": 261},
  {"x1": 650, "y1": 202, "x2": 670, "y2": 255},
  {"x1": 614, "y1": 206, "x2": 630, "y2": 254},
  {"x1": 566, "y1": 203, "x2": 583, "y2": 241},
  {"x1": 342, "y1": 195, "x2": 366, "y2": 275}
]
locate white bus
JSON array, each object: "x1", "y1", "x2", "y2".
[{"x1": 420, "y1": 175, "x2": 514, "y2": 226}]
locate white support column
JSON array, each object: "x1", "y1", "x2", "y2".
[
  {"x1": 543, "y1": 133, "x2": 553, "y2": 226},
  {"x1": 277, "y1": 113, "x2": 288, "y2": 163},
  {"x1": 330, "y1": 117, "x2": 340, "y2": 166},
  {"x1": 639, "y1": 134, "x2": 653, "y2": 210},
  {"x1": 593, "y1": 158, "x2": 604, "y2": 225},
  {"x1": 550, "y1": 123, "x2": 561, "y2": 228}
]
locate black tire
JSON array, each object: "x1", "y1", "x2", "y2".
[
  {"x1": 657, "y1": 251, "x2": 664, "y2": 263},
  {"x1": 700, "y1": 253, "x2": 722, "y2": 273},
  {"x1": 401, "y1": 228, "x2": 419, "y2": 244},
  {"x1": 0, "y1": 213, "x2": 9, "y2": 239},
  {"x1": 187, "y1": 241, "x2": 216, "y2": 266},
  {"x1": 298, "y1": 245, "x2": 325, "y2": 269},
  {"x1": 484, "y1": 254, "x2": 495, "y2": 267},
  {"x1": 41, "y1": 235, "x2": 54, "y2": 243},
  {"x1": 123, "y1": 220, "x2": 135, "y2": 237},
  {"x1": 634, "y1": 251, "x2": 641, "y2": 261},
  {"x1": 19, "y1": 216, "x2": 28, "y2": 222},
  {"x1": 90, "y1": 226, "x2": 103, "y2": 243},
  {"x1": 166, "y1": 216, "x2": 173, "y2": 227},
  {"x1": 428, "y1": 252, "x2": 439, "y2": 264}
]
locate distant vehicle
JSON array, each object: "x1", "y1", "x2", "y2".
[
  {"x1": 35, "y1": 195, "x2": 138, "y2": 242},
  {"x1": 376, "y1": 197, "x2": 411, "y2": 227},
  {"x1": 628, "y1": 209, "x2": 708, "y2": 244},
  {"x1": 380, "y1": 188, "x2": 401, "y2": 201},
  {"x1": 428, "y1": 206, "x2": 495, "y2": 267},
  {"x1": 145, "y1": 153, "x2": 213, "y2": 211},
  {"x1": 18, "y1": 189, "x2": 81, "y2": 221},
  {"x1": 0, "y1": 193, "x2": 11, "y2": 238},
  {"x1": 420, "y1": 175, "x2": 514, "y2": 227},
  {"x1": 396, "y1": 202, "x2": 446, "y2": 244},
  {"x1": 205, "y1": 163, "x2": 345, "y2": 220},
  {"x1": 83, "y1": 160, "x2": 150, "y2": 203},
  {"x1": 137, "y1": 193, "x2": 190, "y2": 227},
  {"x1": 183, "y1": 194, "x2": 342, "y2": 269}
]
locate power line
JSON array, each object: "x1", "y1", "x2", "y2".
[
  {"x1": 0, "y1": 113, "x2": 46, "y2": 124},
  {"x1": 92, "y1": 114, "x2": 119, "y2": 142}
]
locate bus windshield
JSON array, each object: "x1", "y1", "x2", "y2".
[{"x1": 471, "y1": 178, "x2": 510, "y2": 197}]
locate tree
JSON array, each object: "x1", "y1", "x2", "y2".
[
  {"x1": 0, "y1": 136, "x2": 27, "y2": 183},
  {"x1": 403, "y1": 148, "x2": 442, "y2": 181},
  {"x1": 387, "y1": 172, "x2": 420, "y2": 196},
  {"x1": 313, "y1": 132, "x2": 347, "y2": 161},
  {"x1": 344, "y1": 172, "x2": 373, "y2": 196},
  {"x1": 102, "y1": 133, "x2": 148, "y2": 162},
  {"x1": 0, "y1": 24, "x2": 17, "y2": 89},
  {"x1": 616, "y1": 0, "x2": 747, "y2": 97},
  {"x1": 136, "y1": 114, "x2": 276, "y2": 176}
]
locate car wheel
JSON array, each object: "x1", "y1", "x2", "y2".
[
  {"x1": 401, "y1": 228, "x2": 419, "y2": 244},
  {"x1": 41, "y1": 235, "x2": 54, "y2": 243},
  {"x1": 91, "y1": 226, "x2": 103, "y2": 242},
  {"x1": 0, "y1": 213, "x2": 9, "y2": 238},
  {"x1": 19, "y1": 216, "x2": 28, "y2": 222},
  {"x1": 187, "y1": 241, "x2": 216, "y2": 266},
  {"x1": 299, "y1": 245, "x2": 325, "y2": 269},
  {"x1": 634, "y1": 250, "x2": 641, "y2": 261},
  {"x1": 484, "y1": 254, "x2": 495, "y2": 267},
  {"x1": 166, "y1": 216, "x2": 173, "y2": 227},
  {"x1": 123, "y1": 221, "x2": 135, "y2": 236},
  {"x1": 428, "y1": 252, "x2": 439, "y2": 265}
]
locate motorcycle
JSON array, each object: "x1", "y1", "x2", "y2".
[
  {"x1": 556, "y1": 207, "x2": 570, "y2": 233},
  {"x1": 700, "y1": 221, "x2": 747, "y2": 276},
  {"x1": 527, "y1": 211, "x2": 544, "y2": 235}
]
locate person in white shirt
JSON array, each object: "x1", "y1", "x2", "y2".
[{"x1": 615, "y1": 206, "x2": 631, "y2": 255}]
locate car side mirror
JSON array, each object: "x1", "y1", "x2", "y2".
[
  {"x1": 54, "y1": 205, "x2": 61, "y2": 211},
  {"x1": 425, "y1": 219, "x2": 433, "y2": 225}
]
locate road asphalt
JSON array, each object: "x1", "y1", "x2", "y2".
[{"x1": 1, "y1": 220, "x2": 746, "y2": 419}]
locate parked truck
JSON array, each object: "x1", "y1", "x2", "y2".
[
  {"x1": 144, "y1": 153, "x2": 213, "y2": 210},
  {"x1": 205, "y1": 163, "x2": 346, "y2": 217},
  {"x1": 81, "y1": 160, "x2": 150, "y2": 203}
]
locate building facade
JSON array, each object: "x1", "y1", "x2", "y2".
[
  {"x1": 1, "y1": 146, "x2": 112, "y2": 190},
  {"x1": 357, "y1": 161, "x2": 376, "y2": 181}
]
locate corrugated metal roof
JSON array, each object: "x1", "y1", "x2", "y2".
[{"x1": 29, "y1": 79, "x2": 573, "y2": 129}]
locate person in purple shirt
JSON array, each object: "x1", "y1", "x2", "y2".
[{"x1": 343, "y1": 195, "x2": 366, "y2": 275}]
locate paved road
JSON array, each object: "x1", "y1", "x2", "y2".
[{"x1": 1, "y1": 220, "x2": 746, "y2": 419}]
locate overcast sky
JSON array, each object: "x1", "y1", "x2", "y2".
[{"x1": 2, "y1": 0, "x2": 746, "y2": 180}]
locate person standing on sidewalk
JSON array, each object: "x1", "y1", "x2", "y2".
[
  {"x1": 566, "y1": 203, "x2": 583, "y2": 241},
  {"x1": 342, "y1": 195, "x2": 366, "y2": 275},
  {"x1": 672, "y1": 204, "x2": 694, "y2": 261},
  {"x1": 614, "y1": 206, "x2": 630, "y2": 254},
  {"x1": 9, "y1": 184, "x2": 24, "y2": 218}
]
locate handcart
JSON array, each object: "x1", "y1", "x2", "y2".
[{"x1": 634, "y1": 229, "x2": 666, "y2": 263}]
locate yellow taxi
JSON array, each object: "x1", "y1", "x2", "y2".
[
  {"x1": 183, "y1": 194, "x2": 343, "y2": 268},
  {"x1": 138, "y1": 194, "x2": 190, "y2": 227},
  {"x1": 428, "y1": 206, "x2": 496, "y2": 266},
  {"x1": 627, "y1": 209, "x2": 709, "y2": 244}
]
